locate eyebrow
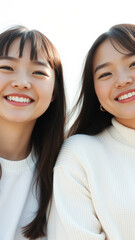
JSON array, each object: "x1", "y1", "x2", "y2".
[
  {"x1": 94, "y1": 53, "x2": 135, "y2": 74},
  {"x1": 0, "y1": 56, "x2": 18, "y2": 61},
  {"x1": 94, "y1": 62, "x2": 111, "y2": 73},
  {"x1": 32, "y1": 60, "x2": 48, "y2": 67},
  {"x1": 0, "y1": 56, "x2": 48, "y2": 67}
]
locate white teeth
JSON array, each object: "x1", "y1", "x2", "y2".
[
  {"x1": 6, "y1": 96, "x2": 31, "y2": 103},
  {"x1": 128, "y1": 93, "x2": 132, "y2": 97},
  {"x1": 118, "y1": 91, "x2": 135, "y2": 100}
]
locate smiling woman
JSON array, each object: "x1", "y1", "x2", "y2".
[
  {"x1": 93, "y1": 39, "x2": 135, "y2": 128},
  {"x1": 48, "y1": 24, "x2": 135, "y2": 240},
  {"x1": 0, "y1": 26, "x2": 66, "y2": 239},
  {"x1": 0, "y1": 38, "x2": 55, "y2": 124}
]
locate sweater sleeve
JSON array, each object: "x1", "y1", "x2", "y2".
[{"x1": 48, "y1": 137, "x2": 106, "y2": 240}]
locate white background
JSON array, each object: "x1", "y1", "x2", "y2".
[{"x1": 1, "y1": 0, "x2": 135, "y2": 109}]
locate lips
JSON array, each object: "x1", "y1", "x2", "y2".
[
  {"x1": 4, "y1": 93, "x2": 34, "y2": 104},
  {"x1": 115, "y1": 89, "x2": 135, "y2": 101}
]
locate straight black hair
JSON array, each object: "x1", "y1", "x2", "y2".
[
  {"x1": 0, "y1": 25, "x2": 66, "y2": 239},
  {"x1": 69, "y1": 24, "x2": 135, "y2": 136}
]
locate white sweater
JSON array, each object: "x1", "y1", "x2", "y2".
[
  {"x1": 47, "y1": 118, "x2": 135, "y2": 240},
  {"x1": 0, "y1": 152, "x2": 46, "y2": 240}
]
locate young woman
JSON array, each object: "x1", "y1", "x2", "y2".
[
  {"x1": 0, "y1": 26, "x2": 66, "y2": 239},
  {"x1": 48, "y1": 24, "x2": 135, "y2": 240}
]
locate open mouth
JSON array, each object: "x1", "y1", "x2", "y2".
[
  {"x1": 5, "y1": 96, "x2": 33, "y2": 103},
  {"x1": 4, "y1": 94, "x2": 34, "y2": 104},
  {"x1": 115, "y1": 91, "x2": 135, "y2": 101}
]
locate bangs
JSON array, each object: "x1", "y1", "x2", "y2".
[
  {"x1": 108, "y1": 24, "x2": 135, "y2": 54},
  {"x1": 0, "y1": 26, "x2": 58, "y2": 69}
]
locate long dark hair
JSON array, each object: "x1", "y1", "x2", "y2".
[
  {"x1": 0, "y1": 26, "x2": 66, "y2": 238},
  {"x1": 69, "y1": 24, "x2": 135, "y2": 136}
]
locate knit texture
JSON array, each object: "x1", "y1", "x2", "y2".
[
  {"x1": 0, "y1": 152, "x2": 46, "y2": 240},
  {"x1": 48, "y1": 118, "x2": 135, "y2": 240}
]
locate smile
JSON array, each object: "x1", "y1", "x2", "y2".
[
  {"x1": 117, "y1": 91, "x2": 135, "y2": 101},
  {"x1": 6, "y1": 96, "x2": 32, "y2": 103}
]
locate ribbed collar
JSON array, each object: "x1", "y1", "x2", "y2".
[
  {"x1": 109, "y1": 118, "x2": 135, "y2": 147},
  {"x1": 0, "y1": 151, "x2": 36, "y2": 173}
]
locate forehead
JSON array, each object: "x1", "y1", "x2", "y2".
[
  {"x1": 93, "y1": 39, "x2": 131, "y2": 67},
  {"x1": 4, "y1": 37, "x2": 48, "y2": 62},
  {"x1": 7, "y1": 38, "x2": 28, "y2": 56}
]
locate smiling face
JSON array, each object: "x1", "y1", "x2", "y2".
[
  {"x1": 0, "y1": 37, "x2": 55, "y2": 126},
  {"x1": 93, "y1": 39, "x2": 135, "y2": 128}
]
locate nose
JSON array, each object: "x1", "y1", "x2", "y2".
[
  {"x1": 11, "y1": 78, "x2": 31, "y2": 90},
  {"x1": 115, "y1": 76, "x2": 133, "y2": 89}
]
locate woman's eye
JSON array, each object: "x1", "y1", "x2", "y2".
[
  {"x1": 129, "y1": 62, "x2": 135, "y2": 68},
  {"x1": 33, "y1": 71, "x2": 47, "y2": 76},
  {"x1": 0, "y1": 66, "x2": 13, "y2": 71},
  {"x1": 99, "y1": 72, "x2": 112, "y2": 79}
]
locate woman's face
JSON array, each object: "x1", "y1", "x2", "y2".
[
  {"x1": 0, "y1": 37, "x2": 55, "y2": 126},
  {"x1": 93, "y1": 39, "x2": 135, "y2": 128}
]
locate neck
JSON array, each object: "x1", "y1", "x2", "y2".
[
  {"x1": 0, "y1": 120, "x2": 36, "y2": 160},
  {"x1": 115, "y1": 117, "x2": 135, "y2": 129}
]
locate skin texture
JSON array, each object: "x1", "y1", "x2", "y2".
[
  {"x1": 93, "y1": 39, "x2": 135, "y2": 129},
  {"x1": 0, "y1": 38, "x2": 55, "y2": 160},
  {"x1": 0, "y1": 38, "x2": 55, "y2": 124}
]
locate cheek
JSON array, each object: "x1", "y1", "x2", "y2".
[
  {"x1": 34, "y1": 82, "x2": 55, "y2": 118},
  {"x1": 94, "y1": 81, "x2": 111, "y2": 104},
  {"x1": 36, "y1": 80, "x2": 55, "y2": 102},
  {"x1": 94, "y1": 82, "x2": 105, "y2": 103},
  {"x1": 0, "y1": 74, "x2": 9, "y2": 88}
]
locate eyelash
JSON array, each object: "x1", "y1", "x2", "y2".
[
  {"x1": 129, "y1": 62, "x2": 135, "y2": 68},
  {"x1": 33, "y1": 71, "x2": 48, "y2": 76},
  {"x1": 0, "y1": 66, "x2": 13, "y2": 71},
  {"x1": 0, "y1": 66, "x2": 49, "y2": 77},
  {"x1": 99, "y1": 72, "x2": 112, "y2": 79},
  {"x1": 97, "y1": 61, "x2": 135, "y2": 79}
]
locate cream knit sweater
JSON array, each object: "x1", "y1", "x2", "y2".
[
  {"x1": 48, "y1": 118, "x2": 135, "y2": 240},
  {"x1": 0, "y1": 152, "x2": 46, "y2": 240}
]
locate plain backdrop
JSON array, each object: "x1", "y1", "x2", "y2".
[{"x1": 1, "y1": 0, "x2": 135, "y2": 110}]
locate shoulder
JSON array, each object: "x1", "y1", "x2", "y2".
[
  {"x1": 55, "y1": 133, "x2": 106, "y2": 170},
  {"x1": 59, "y1": 134, "x2": 95, "y2": 155},
  {"x1": 54, "y1": 135, "x2": 93, "y2": 188},
  {"x1": 60, "y1": 132, "x2": 108, "y2": 154}
]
